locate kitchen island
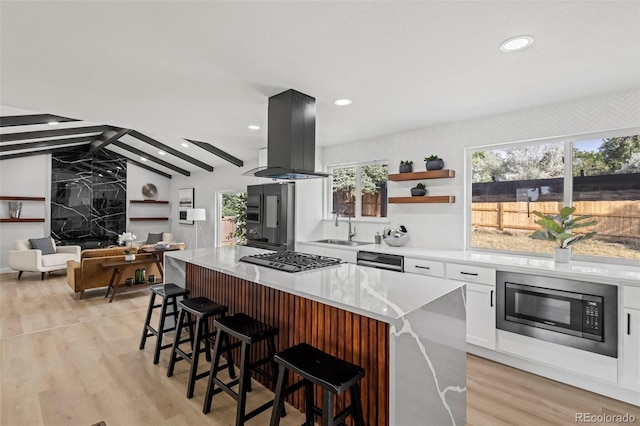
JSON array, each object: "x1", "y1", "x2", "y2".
[{"x1": 165, "y1": 246, "x2": 466, "y2": 426}]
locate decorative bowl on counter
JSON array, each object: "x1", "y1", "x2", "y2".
[{"x1": 382, "y1": 226, "x2": 409, "y2": 247}]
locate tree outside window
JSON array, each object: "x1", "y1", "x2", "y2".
[
  {"x1": 221, "y1": 192, "x2": 247, "y2": 246},
  {"x1": 331, "y1": 163, "x2": 388, "y2": 219},
  {"x1": 470, "y1": 134, "x2": 640, "y2": 261}
]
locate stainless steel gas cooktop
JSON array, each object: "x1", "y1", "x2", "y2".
[{"x1": 239, "y1": 251, "x2": 342, "y2": 273}]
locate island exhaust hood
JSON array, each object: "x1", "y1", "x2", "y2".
[{"x1": 248, "y1": 89, "x2": 329, "y2": 180}]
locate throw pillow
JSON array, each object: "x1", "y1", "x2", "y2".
[
  {"x1": 145, "y1": 232, "x2": 163, "y2": 244},
  {"x1": 29, "y1": 237, "x2": 55, "y2": 255}
]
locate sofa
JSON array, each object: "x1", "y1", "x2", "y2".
[
  {"x1": 9, "y1": 238, "x2": 81, "y2": 280},
  {"x1": 133, "y1": 232, "x2": 185, "y2": 251},
  {"x1": 66, "y1": 246, "x2": 162, "y2": 298}
]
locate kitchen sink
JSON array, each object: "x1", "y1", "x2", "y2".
[{"x1": 312, "y1": 239, "x2": 370, "y2": 247}]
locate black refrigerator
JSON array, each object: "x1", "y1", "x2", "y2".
[{"x1": 245, "y1": 182, "x2": 295, "y2": 251}]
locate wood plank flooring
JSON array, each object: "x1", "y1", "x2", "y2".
[{"x1": 1, "y1": 272, "x2": 638, "y2": 425}]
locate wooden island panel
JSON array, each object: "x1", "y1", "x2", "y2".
[{"x1": 187, "y1": 263, "x2": 390, "y2": 426}]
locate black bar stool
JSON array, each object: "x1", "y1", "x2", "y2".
[
  {"x1": 139, "y1": 283, "x2": 190, "y2": 365},
  {"x1": 203, "y1": 313, "x2": 280, "y2": 426},
  {"x1": 167, "y1": 296, "x2": 236, "y2": 399},
  {"x1": 269, "y1": 343, "x2": 365, "y2": 426}
]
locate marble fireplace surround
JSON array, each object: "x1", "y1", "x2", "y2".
[{"x1": 51, "y1": 149, "x2": 127, "y2": 249}]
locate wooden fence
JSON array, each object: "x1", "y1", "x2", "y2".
[
  {"x1": 221, "y1": 215, "x2": 237, "y2": 245},
  {"x1": 472, "y1": 201, "x2": 640, "y2": 240}
]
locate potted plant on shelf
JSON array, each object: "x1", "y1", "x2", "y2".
[
  {"x1": 399, "y1": 160, "x2": 413, "y2": 173},
  {"x1": 410, "y1": 182, "x2": 427, "y2": 196},
  {"x1": 424, "y1": 155, "x2": 445, "y2": 171},
  {"x1": 529, "y1": 206, "x2": 598, "y2": 262}
]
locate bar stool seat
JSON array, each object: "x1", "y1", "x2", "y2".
[
  {"x1": 269, "y1": 343, "x2": 365, "y2": 426},
  {"x1": 167, "y1": 296, "x2": 235, "y2": 399},
  {"x1": 203, "y1": 313, "x2": 280, "y2": 426},
  {"x1": 139, "y1": 283, "x2": 190, "y2": 365}
]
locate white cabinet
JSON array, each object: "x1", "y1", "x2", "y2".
[
  {"x1": 297, "y1": 243, "x2": 325, "y2": 257},
  {"x1": 447, "y1": 263, "x2": 497, "y2": 350},
  {"x1": 622, "y1": 286, "x2": 640, "y2": 391},
  {"x1": 296, "y1": 243, "x2": 356, "y2": 264},
  {"x1": 466, "y1": 282, "x2": 497, "y2": 349},
  {"x1": 404, "y1": 257, "x2": 445, "y2": 277},
  {"x1": 324, "y1": 247, "x2": 357, "y2": 264}
]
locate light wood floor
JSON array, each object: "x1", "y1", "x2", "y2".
[{"x1": 1, "y1": 272, "x2": 638, "y2": 426}]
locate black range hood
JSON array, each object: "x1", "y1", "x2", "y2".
[{"x1": 250, "y1": 89, "x2": 329, "y2": 180}]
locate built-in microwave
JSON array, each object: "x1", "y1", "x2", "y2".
[
  {"x1": 246, "y1": 194, "x2": 262, "y2": 224},
  {"x1": 496, "y1": 271, "x2": 618, "y2": 358}
]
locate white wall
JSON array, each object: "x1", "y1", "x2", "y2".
[
  {"x1": 1, "y1": 155, "x2": 169, "y2": 272},
  {"x1": 0, "y1": 155, "x2": 51, "y2": 271},
  {"x1": 127, "y1": 163, "x2": 171, "y2": 243},
  {"x1": 168, "y1": 160, "x2": 265, "y2": 248},
  {"x1": 2, "y1": 89, "x2": 638, "y2": 271},
  {"x1": 320, "y1": 89, "x2": 640, "y2": 249}
]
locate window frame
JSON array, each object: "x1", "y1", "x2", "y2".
[
  {"x1": 326, "y1": 160, "x2": 390, "y2": 222},
  {"x1": 465, "y1": 126, "x2": 640, "y2": 265}
]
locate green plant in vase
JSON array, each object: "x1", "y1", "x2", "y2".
[
  {"x1": 399, "y1": 160, "x2": 413, "y2": 173},
  {"x1": 529, "y1": 206, "x2": 598, "y2": 262},
  {"x1": 410, "y1": 182, "x2": 427, "y2": 196},
  {"x1": 424, "y1": 155, "x2": 444, "y2": 171}
]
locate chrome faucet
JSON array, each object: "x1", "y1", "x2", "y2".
[{"x1": 335, "y1": 204, "x2": 356, "y2": 241}]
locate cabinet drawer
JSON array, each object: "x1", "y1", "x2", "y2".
[
  {"x1": 624, "y1": 286, "x2": 640, "y2": 309},
  {"x1": 325, "y1": 247, "x2": 357, "y2": 264},
  {"x1": 446, "y1": 263, "x2": 496, "y2": 286},
  {"x1": 404, "y1": 258, "x2": 445, "y2": 277}
]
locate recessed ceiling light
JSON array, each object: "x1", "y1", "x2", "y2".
[
  {"x1": 333, "y1": 99, "x2": 353, "y2": 106},
  {"x1": 500, "y1": 35, "x2": 534, "y2": 52},
  {"x1": 140, "y1": 157, "x2": 147, "y2": 162},
  {"x1": 158, "y1": 150, "x2": 166, "y2": 156},
  {"x1": 48, "y1": 121, "x2": 59, "y2": 125},
  {"x1": 181, "y1": 142, "x2": 189, "y2": 148},
  {"x1": 248, "y1": 124, "x2": 261, "y2": 131}
]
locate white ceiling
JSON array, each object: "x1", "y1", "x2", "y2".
[{"x1": 1, "y1": 1, "x2": 639, "y2": 172}]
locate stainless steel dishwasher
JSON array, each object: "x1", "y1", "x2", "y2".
[{"x1": 356, "y1": 251, "x2": 404, "y2": 272}]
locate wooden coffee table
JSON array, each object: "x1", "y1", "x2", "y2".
[{"x1": 101, "y1": 254, "x2": 163, "y2": 303}]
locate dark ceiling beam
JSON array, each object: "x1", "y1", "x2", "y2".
[
  {"x1": 0, "y1": 125, "x2": 111, "y2": 142},
  {"x1": 0, "y1": 136, "x2": 93, "y2": 153},
  {"x1": 129, "y1": 130, "x2": 214, "y2": 172},
  {"x1": 123, "y1": 157, "x2": 172, "y2": 179},
  {"x1": 0, "y1": 146, "x2": 84, "y2": 161},
  {"x1": 185, "y1": 139, "x2": 244, "y2": 167},
  {"x1": 88, "y1": 128, "x2": 131, "y2": 153},
  {"x1": 112, "y1": 140, "x2": 190, "y2": 176},
  {"x1": 0, "y1": 145, "x2": 172, "y2": 180},
  {"x1": 0, "y1": 114, "x2": 81, "y2": 127}
]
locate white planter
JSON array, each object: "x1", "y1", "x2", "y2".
[
  {"x1": 124, "y1": 254, "x2": 136, "y2": 261},
  {"x1": 554, "y1": 247, "x2": 571, "y2": 263}
]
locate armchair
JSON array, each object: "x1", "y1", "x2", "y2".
[{"x1": 8, "y1": 238, "x2": 81, "y2": 280}]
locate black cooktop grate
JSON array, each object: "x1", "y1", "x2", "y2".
[{"x1": 239, "y1": 251, "x2": 342, "y2": 273}]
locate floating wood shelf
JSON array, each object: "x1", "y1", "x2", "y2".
[
  {"x1": 0, "y1": 218, "x2": 46, "y2": 223},
  {"x1": 0, "y1": 196, "x2": 46, "y2": 201},
  {"x1": 130, "y1": 217, "x2": 169, "y2": 221},
  {"x1": 389, "y1": 196, "x2": 455, "y2": 204},
  {"x1": 130, "y1": 200, "x2": 169, "y2": 204},
  {"x1": 388, "y1": 169, "x2": 455, "y2": 181}
]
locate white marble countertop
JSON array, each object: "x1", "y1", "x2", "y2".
[
  {"x1": 165, "y1": 246, "x2": 464, "y2": 323},
  {"x1": 298, "y1": 240, "x2": 640, "y2": 286}
]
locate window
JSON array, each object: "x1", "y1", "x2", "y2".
[
  {"x1": 329, "y1": 162, "x2": 388, "y2": 219},
  {"x1": 469, "y1": 132, "x2": 640, "y2": 261},
  {"x1": 217, "y1": 191, "x2": 246, "y2": 246}
]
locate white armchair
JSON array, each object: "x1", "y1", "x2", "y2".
[{"x1": 8, "y1": 238, "x2": 81, "y2": 280}]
